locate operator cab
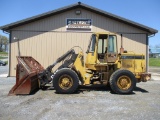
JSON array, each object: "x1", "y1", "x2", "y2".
[
  {"x1": 86, "y1": 33, "x2": 118, "y2": 65},
  {"x1": 98, "y1": 34, "x2": 117, "y2": 63}
]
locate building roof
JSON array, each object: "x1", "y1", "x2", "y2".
[{"x1": 0, "y1": 2, "x2": 158, "y2": 34}]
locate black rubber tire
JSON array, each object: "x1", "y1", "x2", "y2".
[
  {"x1": 53, "y1": 68, "x2": 79, "y2": 94},
  {"x1": 109, "y1": 69, "x2": 136, "y2": 94}
]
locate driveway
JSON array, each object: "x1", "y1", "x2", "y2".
[
  {"x1": 149, "y1": 66, "x2": 160, "y2": 73},
  {"x1": 0, "y1": 66, "x2": 160, "y2": 120},
  {"x1": 0, "y1": 65, "x2": 8, "y2": 77},
  {"x1": 149, "y1": 66, "x2": 160, "y2": 80},
  {"x1": 0, "y1": 77, "x2": 160, "y2": 120}
]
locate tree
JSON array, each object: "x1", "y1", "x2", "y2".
[
  {"x1": 0, "y1": 35, "x2": 8, "y2": 52},
  {"x1": 155, "y1": 44, "x2": 160, "y2": 48}
]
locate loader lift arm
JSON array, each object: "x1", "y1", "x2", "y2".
[{"x1": 38, "y1": 49, "x2": 77, "y2": 86}]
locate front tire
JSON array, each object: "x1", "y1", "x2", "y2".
[
  {"x1": 53, "y1": 68, "x2": 79, "y2": 94},
  {"x1": 109, "y1": 69, "x2": 136, "y2": 94}
]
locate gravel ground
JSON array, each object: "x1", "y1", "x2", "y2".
[
  {"x1": 0, "y1": 65, "x2": 8, "y2": 74},
  {"x1": 0, "y1": 77, "x2": 160, "y2": 120},
  {"x1": 0, "y1": 66, "x2": 160, "y2": 120},
  {"x1": 149, "y1": 66, "x2": 160, "y2": 73}
]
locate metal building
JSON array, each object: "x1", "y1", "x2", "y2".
[{"x1": 0, "y1": 2, "x2": 158, "y2": 76}]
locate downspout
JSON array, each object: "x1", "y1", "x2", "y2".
[
  {"x1": 8, "y1": 30, "x2": 12, "y2": 77},
  {"x1": 147, "y1": 33, "x2": 155, "y2": 72},
  {"x1": 146, "y1": 33, "x2": 149, "y2": 72}
]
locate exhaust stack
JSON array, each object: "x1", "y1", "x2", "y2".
[{"x1": 120, "y1": 34, "x2": 124, "y2": 53}]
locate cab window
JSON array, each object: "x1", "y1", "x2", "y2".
[
  {"x1": 108, "y1": 35, "x2": 117, "y2": 53},
  {"x1": 88, "y1": 34, "x2": 96, "y2": 52},
  {"x1": 98, "y1": 35, "x2": 108, "y2": 54}
]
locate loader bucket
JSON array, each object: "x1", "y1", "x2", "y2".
[{"x1": 8, "y1": 56, "x2": 44, "y2": 95}]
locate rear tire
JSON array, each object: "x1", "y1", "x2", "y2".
[
  {"x1": 109, "y1": 69, "x2": 136, "y2": 94},
  {"x1": 53, "y1": 68, "x2": 79, "y2": 94}
]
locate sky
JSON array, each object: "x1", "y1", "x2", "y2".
[{"x1": 0, "y1": 0, "x2": 159, "y2": 47}]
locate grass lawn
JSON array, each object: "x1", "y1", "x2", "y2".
[
  {"x1": 149, "y1": 58, "x2": 160, "y2": 67},
  {"x1": 0, "y1": 52, "x2": 8, "y2": 55},
  {"x1": 0, "y1": 56, "x2": 8, "y2": 59},
  {"x1": 0, "y1": 52, "x2": 8, "y2": 60}
]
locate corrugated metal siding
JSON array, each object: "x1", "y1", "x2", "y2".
[{"x1": 10, "y1": 8, "x2": 146, "y2": 76}]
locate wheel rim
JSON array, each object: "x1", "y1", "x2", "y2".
[
  {"x1": 117, "y1": 75, "x2": 131, "y2": 90},
  {"x1": 59, "y1": 74, "x2": 73, "y2": 90}
]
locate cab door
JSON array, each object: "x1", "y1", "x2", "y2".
[
  {"x1": 97, "y1": 34, "x2": 108, "y2": 63},
  {"x1": 85, "y1": 34, "x2": 98, "y2": 68},
  {"x1": 105, "y1": 35, "x2": 118, "y2": 63}
]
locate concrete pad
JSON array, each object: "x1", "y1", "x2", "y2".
[
  {"x1": 149, "y1": 72, "x2": 160, "y2": 81},
  {"x1": 0, "y1": 74, "x2": 8, "y2": 78},
  {"x1": 151, "y1": 76, "x2": 160, "y2": 81}
]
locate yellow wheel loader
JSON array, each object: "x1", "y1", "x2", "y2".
[{"x1": 8, "y1": 32, "x2": 151, "y2": 95}]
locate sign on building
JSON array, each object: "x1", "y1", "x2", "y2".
[{"x1": 66, "y1": 19, "x2": 92, "y2": 31}]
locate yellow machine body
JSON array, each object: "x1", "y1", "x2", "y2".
[
  {"x1": 73, "y1": 32, "x2": 150, "y2": 86},
  {"x1": 10, "y1": 32, "x2": 151, "y2": 95}
]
